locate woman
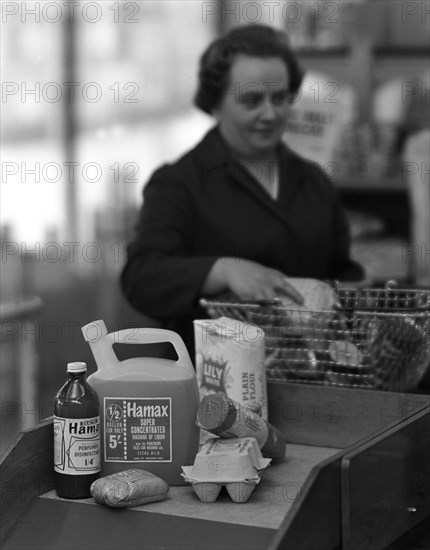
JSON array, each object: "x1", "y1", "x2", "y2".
[{"x1": 121, "y1": 24, "x2": 363, "y2": 355}]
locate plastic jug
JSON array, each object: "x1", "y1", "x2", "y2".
[{"x1": 81, "y1": 320, "x2": 200, "y2": 486}]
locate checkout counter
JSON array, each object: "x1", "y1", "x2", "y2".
[{"x1": 1, "y1": 381, "x2": 429, "y2": 550}]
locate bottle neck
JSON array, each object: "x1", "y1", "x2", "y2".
[{"x1": 67, "y1": 372, "x2": 86, "y2": 380}]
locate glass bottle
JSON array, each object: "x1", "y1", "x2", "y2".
[{"x1": 54, "y1": 362, "x2": 100, "y2": 498}]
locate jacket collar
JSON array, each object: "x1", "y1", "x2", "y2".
[
  {"x1": 193, "y1": 125, "x2": 235, "y2": 170},
  {"x1": 194, "y1": 126, "x2": 303, "y2": 226}
]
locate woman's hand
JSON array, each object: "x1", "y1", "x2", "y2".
[{"x1": 203, "y1": 258, "x2": 304, "y2": 304}]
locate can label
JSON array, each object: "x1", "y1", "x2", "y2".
[
  {"x1": 220, "y1": 406, "x2": 269, "y2": 447},
  {"x1": 104, "y1": 397, "x2": 172, "y2": 463},
  {"x1": 54, "y1": 415, "x2": 100, "y2": 475}
]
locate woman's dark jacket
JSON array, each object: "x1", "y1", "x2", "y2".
[{"x1": 121, "y1": 127, "x2": 363, "y2": 355}]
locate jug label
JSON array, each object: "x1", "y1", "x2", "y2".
[
  {"x1": 104, "y1": 397, "x2": 172, "y2": 463},
  {"x1": 54, "y1": 415, "x2": 101, "y2": 475}
]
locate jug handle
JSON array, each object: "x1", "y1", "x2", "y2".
[{"x1": 106, "y1": 328, "x2": 193, "y2": 371}]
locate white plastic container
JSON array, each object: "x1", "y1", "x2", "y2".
[{"x1": 82, "y1": 320, "x2": 200, "y2": 486}]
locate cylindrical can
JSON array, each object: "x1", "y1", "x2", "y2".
[{"x1": 197, "y1": 393, "x2": 285, "y2": 461}]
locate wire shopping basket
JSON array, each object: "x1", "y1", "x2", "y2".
[{"x1": 200, "y1": 283, "x2": 430, "y2": 392}]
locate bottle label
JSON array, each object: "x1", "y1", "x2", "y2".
[
  {"x1": 104, "y1": 397, "x2": 172, "y2": 463},
  {"x1": 54, "y1": 415, "x2": 101, "y2": 475}
]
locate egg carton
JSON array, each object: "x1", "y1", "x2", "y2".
[{"x1": 182, "y1": 437, "x2": 271, "y2": 503}]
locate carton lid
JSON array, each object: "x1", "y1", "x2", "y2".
[{"x1": 183, "y1": 437, "x2": 271, "y2": 483}]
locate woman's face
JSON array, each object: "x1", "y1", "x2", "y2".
[{"x1": 215, "y1": 54, "x2": 290, "y2": 160}]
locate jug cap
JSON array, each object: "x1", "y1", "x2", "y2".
[{"x1": 67, "y1": 361, "x2": 87, "y2": 373}]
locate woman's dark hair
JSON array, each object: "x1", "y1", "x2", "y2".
[{"x1": 194, "y1": 24, "x2": 304, "y2": 115}]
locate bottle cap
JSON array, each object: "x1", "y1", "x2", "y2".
[{"x1": 67, "y1": 361, "x2": 87, "y2": 373}]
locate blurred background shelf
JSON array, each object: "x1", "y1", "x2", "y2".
[
  {"x1": 374, "y1": 46, "x2": 430, "y2": 57},
  {"x1": 296, "y1": 45, "x2": 349, "y2": 56}
]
